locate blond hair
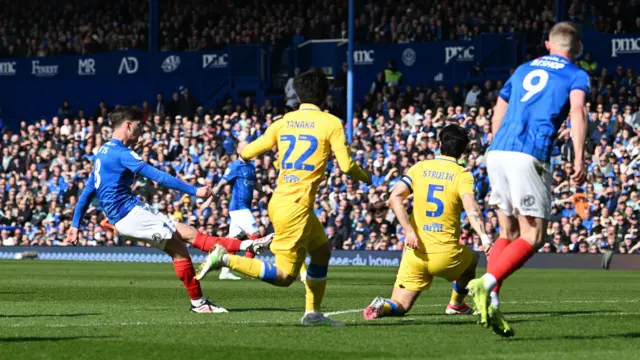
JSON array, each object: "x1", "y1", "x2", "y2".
[{"x1": 549, "y1": 22, "x2": 581, "y2": 58}]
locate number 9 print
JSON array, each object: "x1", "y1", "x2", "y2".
[{"x1": 521, "y1": 69, "x2": 549, "y2": 102}]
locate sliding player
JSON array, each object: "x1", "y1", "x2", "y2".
[
  {"x1": 467, "y1": 22, "x2": 588, "y2": 337},
  {"x1": 196, "y1": 68, "x2": 372, "y2": 326},
  {"x1": 67, "y1": 107, "x2": 272, "y2": 313},
  {"x1": 362, "y1": 125, "x2": 492, "y2": 320}
]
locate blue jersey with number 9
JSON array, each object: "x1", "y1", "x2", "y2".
[{"x1": 489, "y1": 54, "x2": 590, "y2": 162}]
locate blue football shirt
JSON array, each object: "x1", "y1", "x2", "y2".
[
  {"x1": 72, "y1": 138, "x2": 197, "y2": 227},
  {"x1": 489, "y1": 54, "x2": 590, "y2": 162},
  {"x1": 223, "y1": 159, "x2": 256, "y2": 211}
]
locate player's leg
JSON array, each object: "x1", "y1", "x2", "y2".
[
  {"x1": 176, "y1": 222, "x2": 272, "y2": 258},
  {"x1": 196, "y1": 202, "x2": 305, "y2": 287},
  {"x1": 300, "y1": 215, "x2": 343, "y2": 326},
  {"x1": 363, "y1": 249, "x2": 429, "y2": 320},
  {"x1": 113, "y1": 203, "x2": 226, "y2": 313},
  {"x1": 446, "y1": 250, "x2": 478, "y2": 315},
  {"x1": 218, "y1": 211, "x2": 245, "y2": 280},
  {"x1": 164, "y1": 235, "x2": 228, "y2": 313},
  {"x1": 468, "y1": 150, "x2": 517, "y2": 324},
  {"x1": 237, "y1": 208, "x2": 262, "y2": 259},
  {"x1": 363, "y1": 288, "x2": 422, "y2": 320},
  {"x1": 478, "y1": 152, "x2": 550, "y2": 292},
  {"x1": 487, "y1": 210, "x2": 520, "y2": 308}
]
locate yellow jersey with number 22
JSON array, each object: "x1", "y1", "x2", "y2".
[{"x1": 241, "y1": 103, "x2": 369, "y2": 208}]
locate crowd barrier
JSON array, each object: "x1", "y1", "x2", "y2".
[{"x1": 0, "y1": 247, "x2": 638, "y2": 270}]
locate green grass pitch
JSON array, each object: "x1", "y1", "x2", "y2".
[{"x1": 0, "y1": 261, "x2": 639, "y2": 359}]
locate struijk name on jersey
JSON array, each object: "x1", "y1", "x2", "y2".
[
  {"x1": 31, "y1": 60, "x2": 58, "y2": 77},
  {"x1": 202, "y1": 54, "x2": 228, "y2": 69},
  {"x1": 0, "y1": 61, "x2": 17, "y2": 76}
]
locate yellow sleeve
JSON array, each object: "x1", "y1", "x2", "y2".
[
  {"x1": 328, "y1": 119, "x2": 371, "y2": 183},
  {"x1": 457, "y1": 171, "x2": 475, "y2": 197},
  {"x1": 241, "y1": 121, "x2": 280, "y2": 161},
  {"x1": 399, "y1": 165, "x2": 418, "y2": 193}
]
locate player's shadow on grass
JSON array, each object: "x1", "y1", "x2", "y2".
[
  {"x1": 230, "y1": 308, "x2": 300, "y2": 313},
  {"x1": 509, "y1": 332, "x2": 640, "y2": 341},
  {"x1": 0, "y1": 313, "x2": 100, "y2": 319},
  {"x1": 0, "y1": 336, "x2": 116, "y2": 343},
  {"x1": 505, "y1": 310, "x2": 615, "y2": 316}
]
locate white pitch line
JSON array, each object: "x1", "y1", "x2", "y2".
[{"x1": 324, "y1": 299, "x2": 639, "y2": 317}]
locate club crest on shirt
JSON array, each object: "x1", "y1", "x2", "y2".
[{"x1": 522, "y1": 195, "x2": 536, "y2": 208}]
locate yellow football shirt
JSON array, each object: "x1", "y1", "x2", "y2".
[
  {"x1": 400, "y1": 155, "x2": 474, "y2": 251},
  {"x1": 241, "y1": 103, "x2": 369, "y2": 207}
]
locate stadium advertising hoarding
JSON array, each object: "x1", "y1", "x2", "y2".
[
  {"x1": 1, "y1": 32, "x2": 640, "y2": 124},
  {"x1": 1, "y1": 247, "x2": 638, "y2": 270},
  {"x1": 0, "y1": 49, "x2": 246, "y2": 124}
]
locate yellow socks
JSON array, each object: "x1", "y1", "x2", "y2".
[
  {"x1": 304, "y1": 263, "x2": 328, "y2": 312},
  {"x1": 450, "y1": 281, "x2": 468, "y2": 305},
  {"x1": 227, "y1": 255, "x2": 278, "y2": 283}
]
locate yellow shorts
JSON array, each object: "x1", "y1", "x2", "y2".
[
  {"x1": 394, "y1": 245, "x2": 474, "y2": 292},
  {"x1": 268, "y1": 201, "x2": 327, "y2": 277}
]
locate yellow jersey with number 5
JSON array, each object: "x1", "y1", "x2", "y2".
[
  {"x1": 399, "y1": 155, "x2": 475, "y2": 252},
  {"x1": 241, "y1": 103, "x2": 370, "y2": 208}
]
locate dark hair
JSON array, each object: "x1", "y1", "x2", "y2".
[
  {"x1": 439, "y1": 125, "x2": 470, "y2": 159},
  {"x1": 109, "y1": 107, "x2": 144, "y2": 128},
  {"x1": 293, "y1": 68, "x2": 328, "y2": 107}
]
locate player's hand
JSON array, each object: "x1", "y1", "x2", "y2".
[
  {"x1": 571, "y1": 160, "x2": 586, "y2": 185},
  {"x1": 66, "y1": 227, "x2": 79, "y2": 245},
  {"x1": 482, "y1": 243, "x2": 492, "y2": 255},
  {"x1": 196, "y1": 185, "x2": 212, "y2": 198},
  {"x1": 404, "y1": 230, "x2": 419, "y2": 250}
]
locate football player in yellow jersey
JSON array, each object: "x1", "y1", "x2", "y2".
[
  {"x1": 196, "y1": 68, "x2": 372, "y2": 326},
  {"x1": 362, "y1": 125, "x2": 492, "y2": 320}
]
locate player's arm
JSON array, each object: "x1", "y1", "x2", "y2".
[
  {"x1": 458, "y1": 172, "x2": 491, "y2": 251},
  {"x1": 210, "y1": 162, "x2": 237, "y2": 197},
  {"x1": 492, "y1": 78, "x2": 512, "y2": 134},
  {"x1": 389, "y1": 172, "x2": 418, "y2": 249},
  {"x1": 389, "y1": 181, "x2": 412, "y2": 232},
  {"x1": 240, "y1": 121, "x2": 280, "y2": 161},
  {"x1": 121, "y1": 150, "x2": 199, "y2": 196},
  {"x1": 569, "y1": 87, "x2": 588, "y2": 184},
  {"x1": 329, "y1": 120, "x2": 372, "y2": 184},
  {"x1": 67, "y1": 173, "x2": 97, "y2": 244},
  {"x1": 71, "y1": 173, "x2": 96, "y2": 229}
]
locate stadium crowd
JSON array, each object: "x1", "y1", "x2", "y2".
[
  {"x1": 0, "y1": 0, "x2": 639, "y2": 255},
  {"x1": 1, "y1": 54, "x2": 640, "y2": 255},
  {"x1": 3, "y1": 0, "x2": 640, "y2": 57}
]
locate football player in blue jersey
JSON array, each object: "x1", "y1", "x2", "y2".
[
  {"x1": 467, "y1": 22, "x2": 589, "y2": 337},
  {"x1": 201, "y1": 141, "x2": 260, "y2": 280},
  {"x1": 66, "y1": 107, "x2": 272, "y2": 313}
]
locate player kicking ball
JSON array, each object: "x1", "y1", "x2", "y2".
[
  {"x1": 467, "y1": 22, "x2": 588, "y2": 337},
  {"x1": 67, "y1": 107, "x2": 272, "y2": 313},
  {"x1": 196, "y1": 68, "x2": 372, "y2": 326},
  {"x1": 200, "y1": 141, "x2": 261, "y2": 280},
  {"x1": 363, "y1": 125, "x2": 492, "y2": 321}
]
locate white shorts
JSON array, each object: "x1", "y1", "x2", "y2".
[
  {"x1": 228, "y1": 209, "x2": 259, "y2": 237},
  {"x1": 115, "y1": 203, "x2": 177, "y2": 250},
  {"x1": 486, "y1": 150, "x2": 552, "y2": 219}
]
